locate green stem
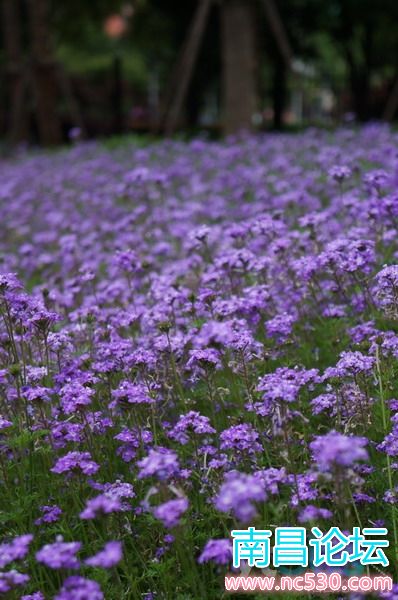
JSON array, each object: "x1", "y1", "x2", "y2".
[{"x1": 376, "y1": 344, "x2": 398, "y2": 557}]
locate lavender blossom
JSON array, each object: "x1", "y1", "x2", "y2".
[
  {"x1": 80, "y1": 494, "x2": 123, "y2": 520},
  {"x1": 0, "y1": 534, "x2": 33, "y2": 568},
  {"x1": 137, "y1": 447, "x2": 180, "y2": 481},
  {"x1": 310, "y1": 431, "x2": 368, "y2": 472},
  {"x1": 55, "y1": 576, "x2": 104, "y2": 600},
  {"x1": 153, "y1": 498, "x2": 188, "y2": 528},
  {"x1": 85, "y1": 541, "x2": 123, "y2": 568},
  {"x1": 36, "y1": 537, "x2": 81, "y2": 569},
  {"x1": 198, "y1": 539, "x2": 232, "y2": 565},
  {"x1": 51, "y1": 452, "x2": 100, "y2": 476},
  {"x1": 214, "y1": 471, "x2": 266, "y2": 522}
]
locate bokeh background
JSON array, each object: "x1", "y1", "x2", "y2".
[{"x1": 1, "y1": 0, "x2": 398, "y2": 145}]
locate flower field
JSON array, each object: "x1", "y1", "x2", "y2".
[{"x1": 2, "y1": 125, "x2": 398, "y2": 598}]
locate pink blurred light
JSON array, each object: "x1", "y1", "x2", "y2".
[{"x1": 104, "y1": 14, "x2": 127, "y2": 39}]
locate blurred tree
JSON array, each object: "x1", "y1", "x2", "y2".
[
  {"x1": 27, "y1": 0, "x2": 62, "y2": 144},
  {"x1": 162, "y1": 0, "x2": 213, "y2": 135},
  {"x1": 285, "y1": 0, "x2": 398, "y2": 121},
  {"x1": 332, "y1": 0, "x2": 398, "y2": 120},
  {"x1": 140, "y1": 0, "x2": 220, "y2": 131},
  {"x1": 3, "y1": 0, "x2": 398, "y2": 144},
  {"x1": 260, "y1": 0, "x2": 295, "y2": 129},
  {"x1": 156, "y1": 0, "x2": 260, "y2": 134},
  {"x1": 221, "y1": 0, "x2": 258, "y2": 134},
  {"x1": 1, "y1": 0, "x2": 27, "y2": 142}
]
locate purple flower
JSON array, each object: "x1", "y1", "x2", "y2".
[
  {"x1": 114, "y1": 427, "x2": 153, "y2": 462},
  {"x1": 2, "y1": 123, "x2": 398, "y2": 599},
  {"x1": 168, "y1": 411, "x2": 215, "y2": 444},
  {"x1": 265, "y1": 313, "x2": 295, "y2": 342},
  {"x1": 51, "y1": 451, "x2": 100, "y2": 476},
  {"x1": 328, "y1": 165, "x2": 352, "y2": 182},
  {"x1": 375, "y1": 264, "x2": 398, "y2": 317},
  {"x1": 253, "y1": 367, "x2": 319, "y2": 416},
  {"x1": 22, "y1": 385, "x2": 52, "y2": 404},
  {"x1": 0, "y1": 534, "x2": 33, "y2": 568},
  {"x1": 298, "y1": 505, "x2": 333, "y2": 523},
  {"x1": 380, "y1": 583, "x2": 398, "y2": 599},
  {"x1": 99, "y1": 480, "x2": 136, "y2": 503},
  {"x1": 334, "y1": 351, "x2": 375, "y2": 376},
  {"x1": 85, "y1": 541, "x2": 123, "y2": 568},
  {"x1": 137, "y1": 447, "x2": 180, "y2": 481},
  {"x1": 0, "y1": 417, "x2": 12, "y2": 431},
  {"x1": 0, "y1": 273, "x2": 22, "y2": 292},
  {"x1": 254, "y1": 467, "x2": 286, "y2": 494},
  {"x1": 80, "y1": 494, "x2": 123, "y2": 520},
  {"x1": 310, "y1": 431, "x2": 368, "y2": 472},
  {"x1": 111, "y1": 381, "x2": 155, "y2": 407},
  {"x1": 311, "y1": 383, "x2": 369, "y2": 422},
  {"x1": 186, "y1": 348, "x2": 221, "y2": 372},
  {"x1": 153, "y1": 498, "x2": 188, "y2": 528},
  {"x1": 258, "y1": 367, "x2": 318, "y2": 402},
  {"x1": 55, "y1": 576, "x2": 104, "y2": 600},
  {"x1": 36, "y1": 536, "x2": 81, "y2": 569},
  {"x1": 352, "y1": 492, "x2": 375, "y2": 504},
  {"x1": 214, "y1": 471, "x2": 266, "y2": 522},
  {"x1": 320, "y1": 239, "x2": 375, "y2": 275},
  {"x1": 220, "y1": 423, "x2": 262, "y2": 455},
  {"x1": 0, "y1": 569, "x2": 30, "y2": 593},
  {"x1": 59, "y1": 381, "x2": 94, "y2": 414},
  {"x1": 311, "y1": 393, "x2": 336, "y2": 416},
  {"x1": 383, "y1": 488, "x2": 398, "y2": 504},
  {"x1": 364, "y1": 169, "x2": 389, "y2": 192},
  {"x1": 35, "y1": 505, "x2": 62, "y2": 525},
  {"x1": 198, "y1": 539, "x2": 232, "y2": 565}
]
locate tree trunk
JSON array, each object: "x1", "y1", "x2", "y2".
[
  {"x1": 350, "y1": 70, "x2": 371, "y2": 121},
  {"x1": 221, "y1": 0, "x2": 258, "y2": 135},
  {"x1": 27, "y1": 0, "x2": 62, "y2": 145},
  {"x1": 1, "y1": 0, "x2": 28, "y2": 143},
  {"x1": 384, "y1": 74, "x2": 398, "y2": 121},
  {"x1": 343, "y1": 21, "x2": 373, "y2": 122},
  {"x1": 273, "y1": 54, "x2": 287, "y2": 129},
  {"x1": 261, "y1": 0, "x2": 293, "y2": 69},
  {"x1": 162, "y1": 0, "x2": 212, "y2": 135},
  {"x1": 111, "y1": 54, "x2": 124, "y2": 134}
]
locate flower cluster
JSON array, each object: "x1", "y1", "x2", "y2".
[{"x1": 1, "y1": 126, "x2": 398, "y2": 596}]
